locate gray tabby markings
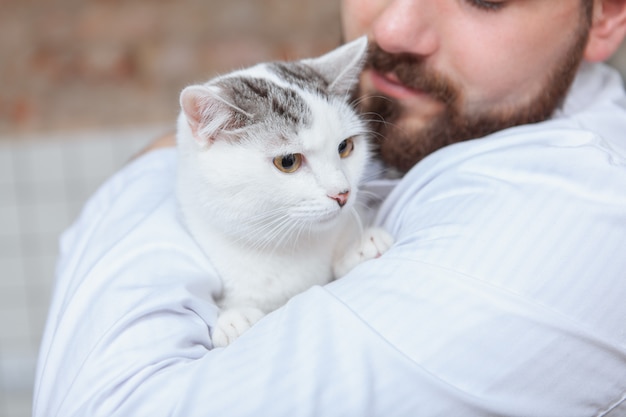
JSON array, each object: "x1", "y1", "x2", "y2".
[
  {"x1": 268, "y1": 62, "x2": 330, "y2": 98},
  {"x1": 216, "y1": 76, "x2": 312, "y2": 131}
]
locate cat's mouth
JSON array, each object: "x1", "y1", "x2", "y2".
[{"x1": 289, "y1": 205, "x2": 345, "y2": 227}]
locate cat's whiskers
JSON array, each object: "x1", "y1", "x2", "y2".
[
  {"x1": 224, "y1": 207, "x2": 289, "y2": 247},
  {"x1": 350, "y1": 93, "x2": 400, "y2": 144},
  {"x1": 348, "y1": 94, "x2": 374, "y2": 109},
  {"x1": 349, "y1": 92, "x2": 392, "y2": 107},
  {"x1": 360, "y1": 164, "x2": 388, "y2": 182},
  {"x1": 356, "y1": 188, "x2": 384, "y2": 204},
  {"x1": 288, "y1": 220, "x2": 312, "y2": 253},
  {"x1": 347, "y1": 206, "x2": 365, "y2": 239},
  {"x1": 360, "y1": 116, "x2": 398, "y2": 140},
  {"x1": 248, "y1": 201, "x2": 345, "y2": 253},
  {"x1": 266, "y1": 217, "x2": 302, "y2": 251},
  {"x1": 239, "y1": 208, "x2": 310, "y2": 253}
]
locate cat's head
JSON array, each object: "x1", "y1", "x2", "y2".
[{"x1": 177, "y1": 37, "x2": 370, "y2": 245}]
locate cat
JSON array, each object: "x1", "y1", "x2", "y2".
[{"x1": 176, "y1": 36, "x2": 393, "y2": 347}]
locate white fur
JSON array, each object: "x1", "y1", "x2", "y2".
[{"x1": 176, "y1": 38, "x2": 393, "y2": 347}]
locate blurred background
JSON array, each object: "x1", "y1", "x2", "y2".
[
  {"x1": 0, "y1": 1, "x2": 625, "y2": 416},
  {"x1": 0, "y1": 0, "x2": 340, "y2": 416}
]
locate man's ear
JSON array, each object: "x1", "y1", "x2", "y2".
[{"x1": 584, "y1": 0, "x2": 626, "y2": 62}]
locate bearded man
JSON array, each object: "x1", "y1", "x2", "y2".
[{"x1": 34, "y1": 1, "x2": 626, "y2": 416}]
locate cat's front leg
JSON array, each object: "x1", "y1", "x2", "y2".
[
  {"x1": 333, "y1": 227, "x2": 394, "y2": 278},
  {"x1": 212, "y1": 307, "x2": 265, "y2": 348}
]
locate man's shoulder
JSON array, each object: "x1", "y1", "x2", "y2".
[
  {"x1": 384, "y1": 118, "x2": 626, "y2": 225},
  {"x1": 558, "y1": 62, "x2": 626, "y2": 125}
]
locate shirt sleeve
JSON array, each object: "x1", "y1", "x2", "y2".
[{"x1": 33, "y1": 125, "x2": 626, "y2": 417}]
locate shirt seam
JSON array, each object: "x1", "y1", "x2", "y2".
[{"x1": 597, "y1": 391, "x2": 626, "y2": 417}]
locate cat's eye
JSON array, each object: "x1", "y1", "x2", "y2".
[
  {"x1": 273, "y1": 153, "x2": 303, "y2": 173},
  {"x1": 338, "y1": 138, "x2": 354, "y2": 158}
]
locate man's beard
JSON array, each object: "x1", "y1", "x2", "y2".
[{"x1": 357, "y1": 25, "x2": 590, "y2": 173}]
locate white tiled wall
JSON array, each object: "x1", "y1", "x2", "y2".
[{"x1": 0, "y1": 126, "x2": 167, "y2": 417}]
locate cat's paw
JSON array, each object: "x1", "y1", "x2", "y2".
[
  {"x1": 212, "y1": 307, "x2": 265, "y2": 348},
  {"x1": 333, "y1": 227, "x2": 394, "y2": 277}
]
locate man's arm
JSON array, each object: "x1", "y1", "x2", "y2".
[
  {"x1": 132, "y1": 132, "x2": 176, "y2": 160},
  {"x1": 34, "y1": 125, "x2": 626, "y2": 416}
]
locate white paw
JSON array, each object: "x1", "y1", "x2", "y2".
[
  {"x1": 358, "y1": 227, "x2": 394, "y2": 260},
  {"x1": 211, "y1": 307, "x2": 265, "y2": 348},
  {"x1": 334, "y1": 227, "x2": 394, "y2": 277}
]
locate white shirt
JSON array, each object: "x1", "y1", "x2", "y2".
[{"x1": 34, "y1": 62, "x2": 626, "y2": 417}]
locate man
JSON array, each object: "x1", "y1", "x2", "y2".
[
  {"x1": 34, "y1": 1, "x2": 626, "y2": 416},
  {"x1": 349, "y1": 0, "x2": 615, "y2": 170}
]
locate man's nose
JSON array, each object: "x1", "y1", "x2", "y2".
[{"x1": 371, "y1": 0, "x2": 439, "y2": 57}]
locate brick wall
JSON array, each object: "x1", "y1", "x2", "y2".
[
  {"x1": 1, "y1": 1, "x2": 625, "y2": 137},
  {"x1": 0, "y1": 0, "x2": 342, "y2": 136}
]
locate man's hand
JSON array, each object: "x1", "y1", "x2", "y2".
[{"x1": 132, "y1": 133, "x2": 176, "y2": 160}]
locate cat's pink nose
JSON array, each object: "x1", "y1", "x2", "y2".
[{"x1": 329, "y1": 190, "x2": 350, "y2": 208}]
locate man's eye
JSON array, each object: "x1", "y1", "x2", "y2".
[{"x1": 466, "y1": 0, "x2": 506, "y2": 11}]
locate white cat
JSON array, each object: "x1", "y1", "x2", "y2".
[{"x1": 176, "y1": 37, "x2": 393, "y2": 347}]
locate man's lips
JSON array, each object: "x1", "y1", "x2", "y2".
[{"x1": 369, "y1": 70, "x2": 429, "y2": 101}]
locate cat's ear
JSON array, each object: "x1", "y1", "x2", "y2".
[
  {"x1": 302, "y1": 36, "x2": 368, "y2": 97},
  {"x1": 180, "y1": 85, "x2": 247, "y2": 145}
]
